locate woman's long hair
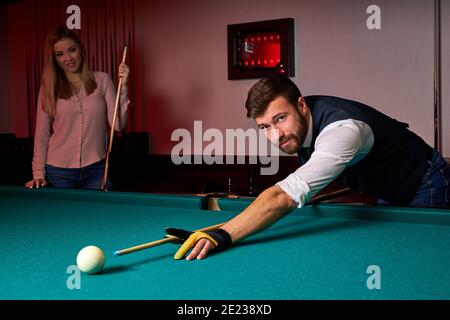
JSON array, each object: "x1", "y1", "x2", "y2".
[{"x1": 41, "y1": 26, "x2": 97, "y2": 116}]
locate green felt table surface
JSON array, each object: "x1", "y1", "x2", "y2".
[{"x1": 1, "y1": 186, "x2": 450, "y2": 300}]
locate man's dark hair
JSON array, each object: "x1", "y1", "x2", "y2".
[{"x1": 245, "y1": 75, "x2": 302, "y2": 118}]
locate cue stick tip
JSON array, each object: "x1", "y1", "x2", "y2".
[{"x1": 113, "y1": 251, "x2": 120, "y2": 257}]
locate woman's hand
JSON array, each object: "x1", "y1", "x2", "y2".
[
  {"x1": 118, "y1": 62, "x2": 130, "y2": 86},
  {"x1": 25, "y1": 179, "x2": 48, "y2": 189}
]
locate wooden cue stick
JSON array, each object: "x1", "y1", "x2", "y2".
[
  {"x1": 310, "y1": 187, "x2": 352, "y2": 202},
  {"x1": 114, "y1": 222, "x2": 226, "y2": 257},
  {"x1": 102, "y1": 46, "x2": 128, "y2": 191}
]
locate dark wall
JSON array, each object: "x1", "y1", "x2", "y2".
[
  {"x1": 0, "y1": 132, "x2": 378, "y2": 205},
  {"x1": 0, "y1": 132, "x2": 297, "y2": 196}
]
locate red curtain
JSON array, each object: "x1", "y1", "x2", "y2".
[{"x1": 6, "y1": 0, "x2": 141, "y2": 137}]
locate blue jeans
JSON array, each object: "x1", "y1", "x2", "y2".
[
  {"x1": 408, "y1": 149, "x2": 449, "y2": 208},
  {"x1": 378, "y1": 149, "x2": 449, "y2": 208},
  {"x1": 46, "y1": 159, "x2": 112, "y2": 190}
]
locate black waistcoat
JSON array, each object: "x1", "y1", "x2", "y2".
[{"x1": 299, "y1": 96, "x2": 433, "y2": 204}]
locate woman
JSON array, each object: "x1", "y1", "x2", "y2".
[{"x1": 25, "y1": 26, "x2": 130, "y2": 189}]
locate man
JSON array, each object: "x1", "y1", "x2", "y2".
[{"x1": 167, "y1": 75, "x2": 449, "y2": 260}]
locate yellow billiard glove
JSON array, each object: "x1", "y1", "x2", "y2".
[
  {"x1": 165, "y1": 228, "x2": 232, "y2": 260},
  {"x1": 174, "y1": 231, "x2": 218, "y2": 260}
]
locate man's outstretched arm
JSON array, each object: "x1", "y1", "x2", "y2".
[{"x1": 180, "y1": 185, "x2": 298, "y2": 260}]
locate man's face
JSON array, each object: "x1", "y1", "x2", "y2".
[{"x1": 255, "y1": 96, "x2": 309, "y2": 154}]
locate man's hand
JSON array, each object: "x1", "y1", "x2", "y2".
[
  {"x1": 165, "y1": 227, "x2": 232, "y2": 260},
  {"x1": 165, "y1": 186, "x2": 295, "y2": 261}
]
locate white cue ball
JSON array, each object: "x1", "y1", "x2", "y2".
[{"x1": 76, "y1": 245, "x2": 105, "y2": 274}]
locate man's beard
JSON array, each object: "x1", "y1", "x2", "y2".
[{"x1": 278, "y1": 114, "x2": 308, "y2": 154}]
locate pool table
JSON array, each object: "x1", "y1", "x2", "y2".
[{"x1": 1, "y1": 185, "x2": 449, "y2": 300}]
